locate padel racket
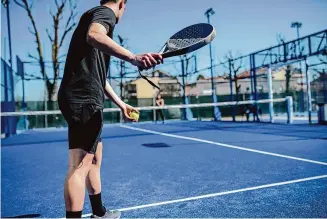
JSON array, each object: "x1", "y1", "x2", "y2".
[{"x1": 139, "y1": 23, "x2": 216, "y2": 90}]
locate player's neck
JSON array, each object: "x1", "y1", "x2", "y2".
[{"x1": 101, "y1": 3, "x2": 119, "y2": 18}]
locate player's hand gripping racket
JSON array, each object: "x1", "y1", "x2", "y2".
[{"x1": 139, "y1": 23, "x2": 216, "y2": 90}]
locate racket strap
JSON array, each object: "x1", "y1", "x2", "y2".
[{"x1": 138, "y1": 71, "x2": 161, "y2": 90}]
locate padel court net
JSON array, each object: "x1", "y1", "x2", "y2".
[{"x1": 1, "y1": 98, "x2": 293, "y2": 137}]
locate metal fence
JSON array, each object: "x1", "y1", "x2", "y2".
[{"x1": 5, "y1": 29, "x2": 327, "y2": 129}]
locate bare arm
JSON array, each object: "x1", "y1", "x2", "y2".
[
  {"x1": 87, "y1": 23, "x2": 162, "y2": 69},
  {"x1": 104, "y1": 80, "x2": 139, "y2": 121},
  {"x1": 87, "y1": 23, "x2": 134, "y2": 63},
  {"x1": 104, "y1": 80, "x2": 125, "y2": 109}
]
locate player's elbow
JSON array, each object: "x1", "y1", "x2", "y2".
[{"x1": 86, "y1": 31, "x2": 99, "y2": 45}]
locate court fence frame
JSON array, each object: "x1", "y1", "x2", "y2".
[{"x1": 2, "y1": 29, "x2": 326, "y2": 129}]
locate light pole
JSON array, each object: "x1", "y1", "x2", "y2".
[
  {"x1": 205, "y1": 8, "x2": 221, "y2": 121},
  {"x1": 291, "y1": 21, "x2": 304, "y2": 112},
  {"x1": 291, "y1": 22, "x2": 302, "y2": 42}
]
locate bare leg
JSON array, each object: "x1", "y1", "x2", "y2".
[
  {"x1": 85, "y1": 142, "x2": 121, "y2": 218},
  {"x1": 86, "y1": 142, "x2": 103, "y2": 195},
  {"x1": 64, "y1": 149, "x2": 94, "y2": 212}
]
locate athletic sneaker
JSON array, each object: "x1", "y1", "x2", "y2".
[{"x1": 91, "y1": 209, "x2": 121, "y2": 218}]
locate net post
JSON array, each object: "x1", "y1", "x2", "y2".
[
  {"x1": 305, "y1": 58, "x2": 312, "y2": 124},
  {"x1": 119, "y1": 111, "x2": 123, "y2": 123},
  {"x1": 286, "y1": 96, "x2": 293, "y2": 124},
  {"x1": 267, "y1": 67, "x2": 274, "y2": 123},
  {"x1": 153, "y1": 89, "x2": 157, "y2": 123}
]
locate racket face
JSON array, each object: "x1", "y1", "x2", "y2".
[{"x1": 160, "y1": 23, "x2": 216, "y2": 58}]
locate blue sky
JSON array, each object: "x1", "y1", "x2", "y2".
[{"x1": 1, "y1": 0, "x2": 327, "y2": 101}]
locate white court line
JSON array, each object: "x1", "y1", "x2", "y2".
[
  {"x1": 79, "y1": 174, "x2": 327, "y2": 217},
  {"x1": 120, "y1": 124, "x2": 327, "y2": 166},
  {"x1": 77, "y1": 125, "x2": 327, "y2": 218}
]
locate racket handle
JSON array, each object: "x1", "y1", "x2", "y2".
[{"x1": 138, "y1": 57, "x2": 163, "y2": 72}]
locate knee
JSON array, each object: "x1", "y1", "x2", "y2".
[{"x1": 68, "y1": 149, "x2": 95, "y2": 172}]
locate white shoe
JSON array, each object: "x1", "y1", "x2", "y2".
[{"x1": 91, "y1": 209, "x2": 121, "y2": 219}]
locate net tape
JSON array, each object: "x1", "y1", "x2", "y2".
[{"x1": 1, "y1": 98, "x2": 288, "y2": 117}]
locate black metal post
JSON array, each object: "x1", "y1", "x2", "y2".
[
  {"x1": 4, "y1": 0, "x2": 13, "y2": 70},
  {"x1": 181, "y1": 57, "x2": 186, "y2": 120},
  {"x1": 304, "y1": 59, "x2": 312, "y2": 124},
  {"x1": 323, "y1": 69, "x2": 327, "y2": 103},
  {"x1": 21, "y1": 61, "x2": 27, "y2": 129},
  {"x1": 205, "y1": 8, "x2": 221, "y2": 121},
  {"x1": 228, "y1": 59, "x2": 235, "y2": 122},
  {"x1": 291, "y1": 22, "x2": 304, "y2": 112},
  {"x1": 249, "y1": 55, "x2": 254, "y2": 100},
  {"x1": 120, "y1": 60, "x2": 124, "y2": 100},
  {"x1": 228, "y1": 59, "x2": 233, "y2": 101},
  {"x1": 118, "y1": 35, "x2": 125, "y2": 101}
]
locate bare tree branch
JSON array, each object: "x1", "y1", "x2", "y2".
[
  {"x1": 29, "y1": 0, "x2": 34, "y2": 9},
  {"x1": 14, "y1": 0, "x2": 48, "y2": 81},
  {"x1": 54, "y1": 0, "x2": 59, "y2": 9},
  {"x1": 49, "y1": 10, "x2": 55, "y2": 18},
  {"x1": 15, "y1": 0, "x2": 78, "y2": 103},
  {"x1": 58, "y1": 54, "x2": 66, "y2": 60},
  {"x1": 222, "y1": 50, "x2": 244, "y2": 100},
  {"x1": 13, "y1": 0, "x2": 26, "y2": 9},
  {"x1": 28, "y1": 26, "x2": 35, "y2": 35},
  {"x1": 234, "y1": 58, "x2": 243, "y2": 74},
  {"x1": 28, "y1": 53, "x2": 39, "y2": 61},
  {"x1": 46, "y1": 29, "x2": 54, "y2": 42},
  {"x1": 59, "y1": 22, "x2": 76, "y2": 47}
]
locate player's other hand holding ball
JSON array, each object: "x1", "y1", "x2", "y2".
[{"x1": 122, "y1": 103, "x2": 140, "y2": 122}]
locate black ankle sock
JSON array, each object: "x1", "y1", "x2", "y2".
[
  {"x1": 66, "y1": 211, "x2": 82, "y2": 218},
  {"x1": 89, "y1": 193, "x2": 106, "y2": 217}
]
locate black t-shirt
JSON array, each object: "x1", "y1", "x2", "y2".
[{"x1": 59, "y1": 6, "x2": 116, "y2": 108}]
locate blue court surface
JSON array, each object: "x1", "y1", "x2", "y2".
[{"x1": 1, "y1": 121, "x2": 327, "y2": 218}]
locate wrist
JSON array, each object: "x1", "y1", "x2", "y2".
[
  {"x1": 119, "y1": 102, "x2": 126, "y2": 110},
  {"x1": 127, "y1": 53, "x2": 137, "y2": 65}
]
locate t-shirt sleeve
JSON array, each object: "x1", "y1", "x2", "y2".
[{"x1": 89, "y1": 7, "x2": 116, "y2": 33}]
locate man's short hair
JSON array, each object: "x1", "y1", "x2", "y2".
[{"x1": 100, "y1": 0, "x2": 127, "y2": 5}]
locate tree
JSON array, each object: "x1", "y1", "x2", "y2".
[
  {"x1": 285, "y1": 65, "x2": 292, "y2": 96},
  {"x1": 197, "y1": 74, "x2": 205, "y2": 80},
  {"x1": 277, "y1": 34, "x2": 294, "y2": 96},
  {"x1": 312, "y1": 54, "x2": 327, "y2": 103},
  {"x1": 223, "y1": 51, "x2": 243, "y2": 101},
  {"x1": 14, "y1": 0, "x2": 77, "y2": 107}
]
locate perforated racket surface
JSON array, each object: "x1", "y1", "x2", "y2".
[
  {"x1": 139, "y1": 23, "x2": 216, "y2": 90},
  {"x1": 159, "y1": 23, "x2": 216, "y2": 58}
]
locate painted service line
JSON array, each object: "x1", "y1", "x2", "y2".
[
  {"x1": 120, "y1": 124, "x2": 327, "y2": 166},
  {"x1": 79, "y1": 174, "x2": 327, "y2": 217}
]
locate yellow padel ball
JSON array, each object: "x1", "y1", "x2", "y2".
[{"x1": 130, "y1": 111, "x2": 139, "y2": 121}]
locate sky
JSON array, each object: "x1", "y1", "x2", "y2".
[{"x1": 1, "y1": 0, "x2": 327, "y2": 101}]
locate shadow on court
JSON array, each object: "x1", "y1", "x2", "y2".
[
  {"x1": 3, "y1": 213, "x2": 41, "y2": 218},
  {"x1": 142, "y1": 143, "x2": 172, "y2": 148}
]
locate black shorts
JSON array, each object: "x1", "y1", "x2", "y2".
[{"x1": 58, "y1": 99, "x2": 103, "y2": 154}]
